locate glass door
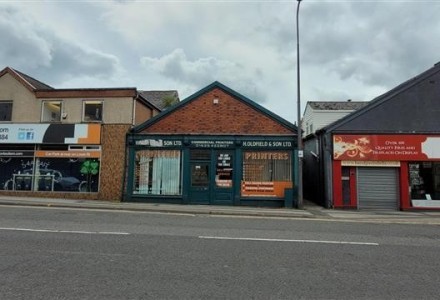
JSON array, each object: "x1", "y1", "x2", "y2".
[
  {"x1": 189, "y1": 150, "x2": 211, "y2": 204},
  {"x1": 213, "y1": 151, "x2": 234, "y2": 205}
]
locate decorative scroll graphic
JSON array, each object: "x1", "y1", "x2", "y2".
[
  {"x1": 333, "y1": 136, "x2": 373, "y2": 159},
  {"x1": 333, "y1": 135, "x2": 440, "y2": 161}
]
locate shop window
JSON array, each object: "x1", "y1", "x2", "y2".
[
  {"x1": 134, "y1": 150, "x2": 181, "y2": 195},
  {"x1": 42, "y1": 101, "x2": 62, "y2": 122},
  {"x1": 409, "y1": 162, "x2": 440, "y2": 200},
  {"x1": 0, "y1": 155, "x2": 100, "y2": 193},
  {"x1": 242, "y1": 151, "x2": 292, "y2": 198},
  {"x1": 83, "y1": 101, "x2": 103, "y2": 122},
  {"x1": 0, "y1": 101, "x2": 12, "y2": 121},
  {"x1": 35, "y1": 158, "x2": 100, "y2": 192}
]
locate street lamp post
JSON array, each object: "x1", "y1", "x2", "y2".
[{"x1": 296, "y1": 0, "x2": 303, "y2": 209}]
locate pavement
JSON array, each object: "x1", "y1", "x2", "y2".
[{"x1": 0, "y1": 195, "x2": 440, "y2": 225}]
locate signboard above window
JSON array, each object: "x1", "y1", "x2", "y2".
[
  {"x1": 334, "y1": 135, "x2": 440, "y2": 161},
  {"x1": 0, "y1": 124, "x2": 101, "y2": 144}
]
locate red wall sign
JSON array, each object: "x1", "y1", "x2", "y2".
[{"x1": 333, "y1": 135, "x2": 440, "y2": 161}]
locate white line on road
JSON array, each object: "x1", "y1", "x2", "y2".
[
  {"x1": 0, "y1": 227, "x2": 130, "y2": 235},
  {"x1": 199, "y1": 236, "x2": 379, "y2": 246}
]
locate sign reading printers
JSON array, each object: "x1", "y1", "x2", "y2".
[{"x1": 0, "y1": 124, "x2": 101, "y2": 144}]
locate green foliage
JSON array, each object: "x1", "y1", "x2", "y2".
[
  {"x1": 162, "y1": 95, "x2": 178, "y2": 108},
  {"x1": 80, "y1": 160, "x2": 100, "y2": 175}
]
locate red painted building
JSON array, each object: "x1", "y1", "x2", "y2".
[{"x1": 304, "y1": 63, "x2": 440, "y2": 210}]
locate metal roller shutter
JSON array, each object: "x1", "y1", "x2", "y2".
[{"x1": 357, "y1": 167, "x2": 399, "y2": 210}]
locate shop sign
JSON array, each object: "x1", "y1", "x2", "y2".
[
  {"x1": 242, "y1": 140, "x2": 293, "y2": 148},
  {"x1": 334, "y1": 135, "x2": 440, "y2": 161},
  {"x1": 0, "y1": 150, "x2": 34, "y2": 157},
  {"x1": 35, "y1": 150, "x2": 101, "y2": 158},
  {"x1": 0, "y1": 124, "x2": 100, "y2": 144},
  {"x1": 191, "y1": 140, "x2": 234, "y2": 148},
  {"x1": 244, "y1": 152, "x2": 289, "y2": 160},
  {"x1": 136, "y1": 139, "x2": 182, "y2": 147},
  {"x1": 341, "y1": 160, "x2": 401, "y2": 167}
]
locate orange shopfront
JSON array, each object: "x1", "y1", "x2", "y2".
[{"x1": 0, "y1": 124, "x2": 101, "y2": 194}]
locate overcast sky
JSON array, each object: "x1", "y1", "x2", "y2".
[{"x1": 1, "y1": 0, "x2": 439, "y2": 122}]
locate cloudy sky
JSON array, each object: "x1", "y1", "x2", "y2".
[{"x1": 1, "y1": 0, "x2": 439, "y2": 122}]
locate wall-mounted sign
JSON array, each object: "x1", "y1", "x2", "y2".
[
  {"x1": 244, "y1": 152, "x2": 289, "y2": 160},
  {"x1": 135, "y1": 139, "x2": 182, "y2": 147},
  {"x1": 0, "y1": 150, "x2": 34, "y2": 157},
  {"x1": 341, "y1": 160, "x2": 401, "y2": 167},
  {"x1": 35, "y1": 150, "x2": 101, "y2": 158},
  {"x1": 334, "y1": 135, "x2": 440, "y2": 161},
  {"x1": 191, "y1": 140, "x2": 234, "y2": 148},
  {"x1": 0, "y1": 124, "x2": 101, "y2": 144},
  {"x1": 242, "y1": 140, "x2": 293, "y2": 148}
]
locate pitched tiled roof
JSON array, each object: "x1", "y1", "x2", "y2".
[
  {"x1": 12, "y1": 68, "x2": 54, "y2": 90},
  {"x1": 308, "y1": 101, "x2": 369, "y2": 110},
  {"x1": 139, "y1": 90, "x2": 179, "y2": 111}
]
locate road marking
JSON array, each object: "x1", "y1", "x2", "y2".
[
  {"x1": 198, "y1": 236, "x2": 379, "y2": 246},
  {"x1": 0, "y1": 227, "x2": 130, "y2": 235}
]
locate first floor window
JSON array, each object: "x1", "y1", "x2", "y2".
[
  {"x1": 42, "y1": 101, "x2": 62, "y2": 122},
  {"x1": 242, "y1": 151, "x2": 292, "y2": 198},
  {"x1": 0, "y1": 101, "x2": 13, "y2": 121},
  {"x1": 134, "y1": 150, "x2": 181, "y2": 195},
  {"x1": 83, "y1": 101, "x2": 103, "y2": 122}
]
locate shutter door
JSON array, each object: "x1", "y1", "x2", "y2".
[{"x1": 357, "y1": 167, "x2": 399, "y2": 210}]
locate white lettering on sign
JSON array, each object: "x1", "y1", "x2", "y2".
[{"x1": 243, "y1": 141, "x2": 292, "y2": 147}]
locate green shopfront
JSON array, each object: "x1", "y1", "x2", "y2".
[
  {"x1": 124, "y1": 82, "x2": 299, "y2": 207},
  {"x1": 125, "y1": 135, "x2": 297, "y2": 207}
]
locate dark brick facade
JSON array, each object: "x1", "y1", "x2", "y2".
[
  {"x1": 99, "y1": 124, "x2": 131, "y2": 201},
  {"x1": 141, "y1": 88, "x2": 292, "y2": 135}
]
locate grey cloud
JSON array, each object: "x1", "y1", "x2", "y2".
[
  {"x1": 141, "y1": 48, "x2": 267, "y2": 103},
  {"x1": 303, "y1": 2, "x2": 440, "y2": 86},
  {"x1": 0, "y1": 5, "x2": 120, "y2": 86},
  {"x1": 257, "y1": 2, "x2": 440, "y2": 88}
]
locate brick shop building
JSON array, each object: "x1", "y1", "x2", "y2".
[
  {"x1": 0, "y1": 67, "x2": 166, "y2": 201},
  {"x1": 125, "y1": 82, "x2": 299, "y2": 207}
]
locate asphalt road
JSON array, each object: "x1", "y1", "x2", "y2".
[{"x1": 0, "y1": 205, "x2": 439, "y2": 300}]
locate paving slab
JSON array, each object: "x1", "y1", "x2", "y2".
[{"x1": 0, "y1": 196, "x2": 439, "y2": 224}]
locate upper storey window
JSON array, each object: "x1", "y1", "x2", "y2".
[
  {"x1": 83, "y1": 101, "x2": 103, "y2": 122},
  {"x1": 41, "y1": 101, "x2": 62, "y2": 122},
  {"x1": 0, "y1": 101, "x2": 12, "y2": 121}
]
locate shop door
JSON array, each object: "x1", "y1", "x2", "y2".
[
  {"x1": 189, "y1": 161, "x2": 210, "y2": 204},
  {"x1": 212, "y1": 151, "x2": 234, "y2": 205},
  {"x1": 188, "y1": 149, "x2": 234, "y2": 205}
]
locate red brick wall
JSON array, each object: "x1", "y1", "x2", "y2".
[{"x1": 140, "y1": 88, "x2": 294, "y2": 135}]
